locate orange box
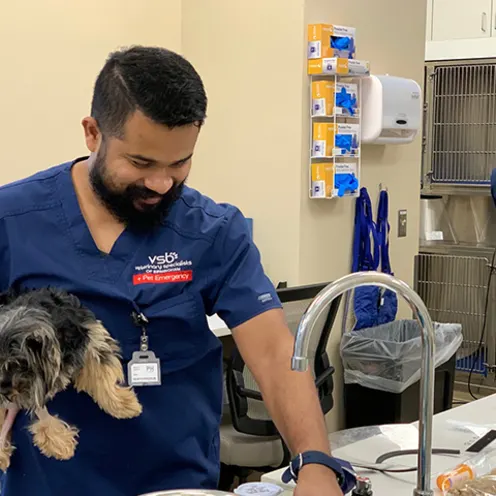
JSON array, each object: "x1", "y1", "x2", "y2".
[
  {"x1": 312, "y1": 122, "x2": 361, "y2": 157},
  {"x1": 311, "y1": 163, "x2": 334, "y2": 198},
  {"x1": 311, "y1": 80, "x2": 334, "y2": 116},
  {"x1": 308, "y1": 57, "x2": 369, "y2": 76},
  {"x1": 312, "y1": 122, "x2": 334, "y2": 157}
]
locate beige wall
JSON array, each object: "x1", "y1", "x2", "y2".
[
  {"x1": 0, "y1": 0, "x2": 182, "y2": 183},
  {"x1": 182, "y1": 0, "x2": 305, "y2": 285}
]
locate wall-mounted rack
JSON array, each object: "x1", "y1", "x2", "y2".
[{"x1": 308, "y1": 73, "x2": 365, "y2": 200}]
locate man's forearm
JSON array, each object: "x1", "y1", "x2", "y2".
[
  {"x1": 232, "y1": 309, "x2": 332, "y2": 457},
  {"x1": 254, "y1": 332, "x2": 331, "y2": 457},
  {"x1": 233, "y1": 309, "x2": 343, "y2": 493}
]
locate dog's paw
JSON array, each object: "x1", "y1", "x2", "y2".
[
  {"x1": 0, "y1": 442, "x2": 14, "y2": 471},
  {"x1": 104, "y1": 386, "x2": 143, "y2": 419},
  {"x1": 29, "y1": 415, "x2": 79, "y2": 460}
]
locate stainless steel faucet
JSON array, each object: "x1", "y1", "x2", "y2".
[{"x1": 292, "y1": 271, "x2": 436, "y2": 496}]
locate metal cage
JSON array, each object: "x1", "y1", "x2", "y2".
[
  {"x1": 414, "y1": 253, "x2": 495, "y2": 375},
  {"x1": 423, "y1": 59, "x2": 496, "y2": 194}
]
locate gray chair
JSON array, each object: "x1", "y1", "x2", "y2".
[{"x1": 218, "y1": 283, "x2": 340, "y2": 490}]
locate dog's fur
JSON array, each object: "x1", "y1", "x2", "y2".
[{"x1": 0, "y1": 287, "x2": 142, "y2": 470}]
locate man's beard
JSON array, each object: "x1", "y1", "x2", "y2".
[{"x1": 89, "y1": 150, "x2": 184, "y2": 230}]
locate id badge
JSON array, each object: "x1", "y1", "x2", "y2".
[{"x1": 127, "y1": 351, "x2": 161, "y2": 387}]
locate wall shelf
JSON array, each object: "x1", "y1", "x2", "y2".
[{"x1": 308, "y1": 73, "x2": 365, "y2": 199}]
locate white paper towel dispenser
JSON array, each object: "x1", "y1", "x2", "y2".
[{"x1": 361, "y1": 75, "x2": 422, "y2": 145}]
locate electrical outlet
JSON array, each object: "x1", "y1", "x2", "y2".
[{"x1": 398, "y1": 210, "x2": 407, "y2": 238}]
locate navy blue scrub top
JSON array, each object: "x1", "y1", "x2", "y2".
[{"x1": 0, "y1": 159, "x2": 282, "y2": 496}]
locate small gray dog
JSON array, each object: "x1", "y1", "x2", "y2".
[{"x1": 0, "y1": 287, "x2": 143, "y2": 470}]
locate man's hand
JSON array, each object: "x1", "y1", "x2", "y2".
[{"x1": 294, "y1": 465, "x2": 343, "y2": 496}]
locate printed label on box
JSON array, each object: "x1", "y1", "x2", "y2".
[
  {"x1": 311, "y1": 163, "x2": 334, "y2": 197},
  {"x1": 311, "y1": 180, "x2": 326, "y2": 198},
  {"x1": 348, "y1": 59, "x2": 370, "y2": 74},
  {"x1": 312, "y1": 98, "x2": 326, "y2": 116},
  {"x1": 308, "y1": 41, "x2": 321, "y2": 59},
  {"x1": 308, "y1": 57, "x2": 369, "y2": 76},
  {"x1": 312, "y1": 140, "x2": 326, "y2": 157},
  {"x1": 335, "y1": 163, "x2": 357, "y2": 175},
  {"x1": 332, "y1": 25, "x2": 355, "y2": 37},
  {"x1": 312, "y1": 80, "x2": 334, "y2": 116}
]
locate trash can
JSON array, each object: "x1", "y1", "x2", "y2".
[{"x1": 340, "y1": 320, "x2": 463, "y2": 429}]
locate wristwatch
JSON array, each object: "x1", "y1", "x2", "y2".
[{"x1": 281, "y1": 450, "x2": 357, "y2": 494}]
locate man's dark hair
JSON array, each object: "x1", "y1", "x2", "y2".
[{"x1": 91, "y1": 46, "x2": 207, "y2": 137}]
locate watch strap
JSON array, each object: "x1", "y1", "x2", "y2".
[{"x1": 281, "y1": 450, "x2": 356, "y2": 493}]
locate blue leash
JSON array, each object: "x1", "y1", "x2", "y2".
[
  {"x1": 376, "y1": 189, "x2": 398, "y2": 325},
  {"x1": 377, "y1": 190, "x2": 392, "y2": 275},
  {"x1": 352, "y1": 188, "x2": 381, "y2": 330},
  {"x1": 352, "y1": 188, "x2": 379, "y2": 273}
]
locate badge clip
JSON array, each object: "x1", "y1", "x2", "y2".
[{"x1": 129, "y1": 311, "x2": 161, "y2": 387}]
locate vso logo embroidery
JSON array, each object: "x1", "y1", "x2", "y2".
[{"x1": 148, "y1": 252, "x2": 179, "y2": 265}]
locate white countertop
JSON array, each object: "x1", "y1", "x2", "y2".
[{"x1": 262, "y1": 394, "x2": 496, "y2": 495}]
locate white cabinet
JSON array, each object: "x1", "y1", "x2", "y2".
[
  {"x1": 431, "y1": 0, "x2": 493, "y2": 41},
  {"x1": 426, "y1": 0, "x2": 496, "y2": 60}
]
